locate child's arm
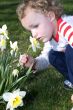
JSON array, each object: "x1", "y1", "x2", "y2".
[
  {"x1": 34, "y1": 41, "x2": 52, "y2": 71},
  {"x1": 19, "y1": 41, "x2": 52, "y2": 71}
]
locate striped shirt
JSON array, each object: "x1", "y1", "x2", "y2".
[
  {"x1": 53, "y1": 15, "x2": 73, "y2": 50},
  {"x1": 35, "y1": 15, "x2": 73, "y2": 70}
]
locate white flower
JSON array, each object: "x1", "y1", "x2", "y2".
[
  {"x1": 10, "y1": 41, "x2": 18, "y2": 51},
  {"x1": 29, "y1": 36, "x2": 40, "y2": 52},
  {"x1": 12, "y1": 69, "x2": 19, "y2": 77},
  {"x1": 71, "y1": 107, "x2": 73, "y2": 110},
  {"x1": 0, "y1": 38, "x2": 6, "y2": 51},
  {"x1": 71, "y1": 94, "x2": 73, "y2": 103},
  {"x1": 3, "y1": 89, "x2": 26, "y2": 110},
  {"x1": 0, "y1": 24, "x2": 9, "y2": 39},
  {"x1": 10, "y1": 50, "x2": 14, "y2": 56},
  {"x1": 10, "y1": 41, "x2": 18, "y2": 56}
]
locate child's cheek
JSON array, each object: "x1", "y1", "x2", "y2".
[{"x1": 37, "y1": 29, "x2": 44, "y2": 37}]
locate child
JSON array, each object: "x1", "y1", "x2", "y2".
[{"x1": 16, "y1": 0, "x2": 73, "y2": 89}]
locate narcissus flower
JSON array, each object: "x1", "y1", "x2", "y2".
[
  {"x1": 0, "y1": 24, "x2": 9, "y2": 39},
  {"x1": 29, "y1": 36, "x2": 40, "y2": 52},
  {"x1": 0, "y1": 39, "x2": 6, "y2": 51},
  {"x1": 10, "y1": 41, "x2": 18, "y2": 56},
  {"x1": 10, "y1": 41, "x2": 18, "y2": 51},
  {"x1": 3, "y1": 89, "x2": 26, "y2": 110},
  {"x1": 12, "y1": 69, "x2": 19, "y2": 77}
]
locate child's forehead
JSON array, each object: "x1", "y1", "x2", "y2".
[
  {"x1": 25, "y1": 7, "x2": 42, "y2": 18},
  {"x1": 21, "y1": 7, "x2": 48, "y2": 30},
  {"x1": 23, "y1": 8, "x2": 45, "y2": 24}
]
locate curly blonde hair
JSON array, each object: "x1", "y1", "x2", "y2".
[{"x1": 16, "y1": 0, "x2": 63, "y2": 20}]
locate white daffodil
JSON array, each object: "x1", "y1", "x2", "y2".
[
  {"x1": 10, "y1": 41, "x2": 18, "y2": 56},
  {"x1": 12, "y1": 69, "x2": 19, "y2": 77},
  {"x1": 71, "y1": 108, "x2": 73, "y2": 110},
  {"x1": 29, "y1": 36, "x2": 40, "y2": 52},
  {"x1": 10, "y1": 49, "x2": 14, "y2": 56},
  {"x1": 0, "y1": 24, "x2": 9, "y2": 39},
  {"x1": 10, "y1": 50, "x2": 17, "y2": 57},
  {"x1": 0, "y1": 38, "x2": 6, "y2": 51},
  {"x1": 10, "y1": 41, "x2": 18, "y2": 51},
  {"x1": 71, "y1": 94, "x2": 73, "y2": 103},
  {"x1": 3, "y1": 89, "x2": 26, "y2": 110}
]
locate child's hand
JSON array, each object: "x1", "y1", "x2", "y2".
[{"x1": 19, "y1": 54, "x2": 35, "y2": 68}]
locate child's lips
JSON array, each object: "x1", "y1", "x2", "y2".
[
  {"x1": 37, "y1": 36, "x2": 44, "y2": 41},
  {"x1": 37, "y1": 37, "x2": 41, "y2": 40}
]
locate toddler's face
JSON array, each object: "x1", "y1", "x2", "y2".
[{"x1": 21, "y1": 8, "x2": 55, "y2": 43}]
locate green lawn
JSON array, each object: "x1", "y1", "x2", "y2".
[{"x1": 0, "y1": 0, "x2": 73, "y2": 110}]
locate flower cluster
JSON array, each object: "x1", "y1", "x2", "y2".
[
  {"x1": 0, "y1": 24, "x2": 32, "y2": 110},
  {"x1": 0, "y1": 24, "x2": 9, "y2": 51}
]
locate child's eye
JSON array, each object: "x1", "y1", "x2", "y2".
[{"x1": 33, "y1": 25, "x2": 39, "y2": 28}]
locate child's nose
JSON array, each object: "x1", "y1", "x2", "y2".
[{"x1": 31, "y1": 29, "x2": 38, "y2": 38}]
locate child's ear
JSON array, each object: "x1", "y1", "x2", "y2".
[{"x1": 47, "y1": 11, "x2": 55, "y2": 21}]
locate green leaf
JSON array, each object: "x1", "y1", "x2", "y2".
[
  {"x1": 0, "y1": 79, "x2": 5, "y2": 95},
  {"x1": 26, "y1": 64, "x2": 33, "y2": 76},
  {"x1": 0, "y1": 96, "x2": 2, "y2": 100},
  {"x1": 8, "y1": 75, "x2": 27, "y2": 91},
  {"x1": 0, "y1": 101, "x2": 6, "y2": 105}
]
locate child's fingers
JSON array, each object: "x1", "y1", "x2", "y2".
[{"x1": 19, "y1": 54, "x2": 28, "y2": 65}]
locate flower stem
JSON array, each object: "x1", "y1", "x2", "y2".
[{"x1": 26, "y1": 45, "x2": 31, "y2": 54}]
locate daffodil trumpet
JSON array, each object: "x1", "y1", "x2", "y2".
[{"x1": 29, "y1": 36, "x2": 40, "y2": 52}]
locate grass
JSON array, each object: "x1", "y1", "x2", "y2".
[{"x1": 0, "y1": 0, "x2": 73, "y2": 110}]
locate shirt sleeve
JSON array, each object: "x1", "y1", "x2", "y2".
[
  {"x1": 35, "y1": 41, "x2": 52, "y2": 71},
  {"x1": 59, "y1": 17, "x2": 73, "y2": 47}
]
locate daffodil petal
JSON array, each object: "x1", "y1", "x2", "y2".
[
  {"x1": 19, "y1": 91, "x2": 26, "y2": 98},
  {"x1": 13, "y1": 89, "x2": 20, "y2": 94},
  {"x1": 32, "y1": 44, "x2": 36, "y2": 52},
  {"x1": 13, "y1": 41, "x2": 17, "y2": 46},
  {"x1": 0, "y1": 35, "x2": 5, "y2": 39},
  {"x1": 2, "y1": 24, "x2": 7, "y2": 31},
  {"x1": 10, "y1": 41, "x2": 18, "y2": 51},
  {"x1": 4, "y1": 33, "x2": 9, "y2": 39},
  {"x1": 19, "y1": 101, "x2": 23, "y2": 107},
  {"x1": 10, "y1": 41, "x2": 13, "y2": 48},
  {"x1": 0, "y1": 28, "x2": 2, "y2": 33},
  {"x1": 10, "y1": 108, "x2": 14, "y2": 110},
  {"x1": 3, "y1": 93, "x2": 12, "y2": 101},
  {"x1": 71, "y1": 107, "x2": 73, "y2": 110},
  {"x1": 12, "y1": 69, "x2": 19, "y2": 77},
  {"x1": 10, "y1": 50, "x2": 14, "y2": 55},
  {"x1": 6, "y1": 101, "x2": 11, "y2": 110},
  {"x1": 29, "y1": 36, "x2": 33, "y2": 43}
]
